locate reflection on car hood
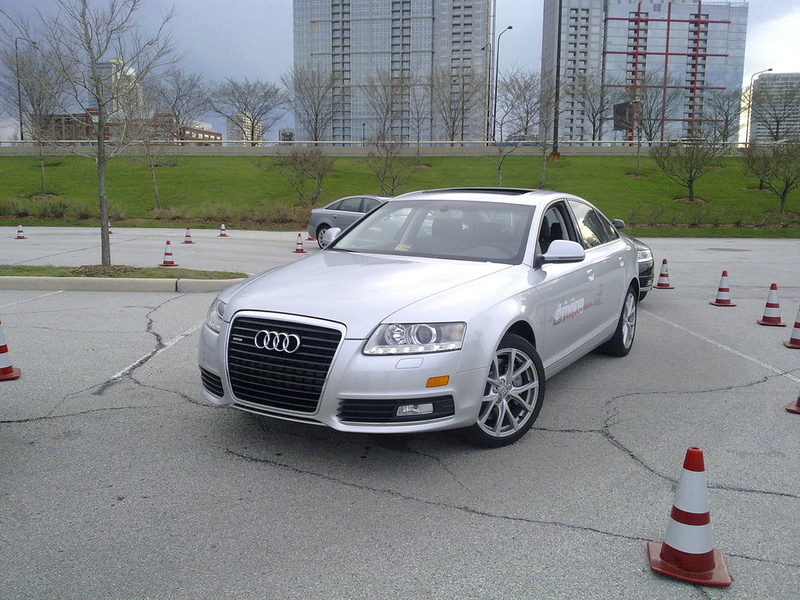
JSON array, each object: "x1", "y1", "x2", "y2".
[{"x1": 225, "y1": 250, "x2": 512, "y2": 338}]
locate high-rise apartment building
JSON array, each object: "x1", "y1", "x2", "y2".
[
  {"x1": 227, "y1": 112, "x2": 264, "y2": 144},
  {"x1": 748, "y1": 72, "x2": 800, "y2": 144},
  {"x1": 87, "y1": 59, "x2": 142, "y2": 118},
  {"x1": 542, "y1": 0, "x2": 748, "y2": 143},
  {"x1": 293, "y1": 0, "x2": 493, "y2": 142}
]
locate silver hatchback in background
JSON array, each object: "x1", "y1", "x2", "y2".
[{"x1": 307, "y1": 195, "x2": 387, "y2": 248}]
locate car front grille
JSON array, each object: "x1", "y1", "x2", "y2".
[
  {"x1": 200, "y1": 367, "x2": 224, "y2": 398},
  {"x1": 227, "y1": 316, "x2": 343, "y2": 413},
  {"x1": 337, "y1": 396, "x2": 455, "y2": 423}
]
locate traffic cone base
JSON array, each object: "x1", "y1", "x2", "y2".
[
  {"x1": 648, "y1": 541, "x2": 731, "y2": 587},
  {"x1": 786, "y1": 395, "x2": 800, "y2": 414},
  {"x1": 654, "y1": 259, "x2": 674, "y2": 289}
]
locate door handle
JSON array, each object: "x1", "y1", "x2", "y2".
[
  {"x1": 618, "y1": 256, "x2": 625, "y2": 267},
  {"x1": 586, "y1": 268, "x2": 595, "y2": 281}
]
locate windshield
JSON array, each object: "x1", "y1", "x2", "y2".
[{"x1": 330, "y1": 200, "x2": 535, "y2": 264}]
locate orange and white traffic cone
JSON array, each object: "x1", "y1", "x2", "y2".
[
  {"x1": 654, "y1": 259, "x2": 674, "y2": 289},
  {"x1": 709, "y1": 271, "x2": 736, "y2": 307},
  {"x1": 757, "y1": 283, "x2": 785, "y2": 327},
  {"x1": 648, "y1": 447, "x2": 731, "y2": 587},
  {"x1": 160, "y1": 240, "x2": 178, "y2": 267},
  {"x1": 0, "y1": 318, "x2": 21, "y2": 381},
  {"x1": 786, "y1": 388, "x2": 800, "y2": 414},
  {"x1": 784, "y1": 305, "x2": 800, "y2": 349},
  {"x1": 182, "y1": 226, "x2": 195, "y2": 244},
  {"x1": 293, "y1": 233, "x2": 306, "y2": 254},
  {"x1": 14, "y1": 223, "x2": 26, "y2": 240},
  {"x1": 218, "y1": 222, "x2": 228, "y2": 237}
]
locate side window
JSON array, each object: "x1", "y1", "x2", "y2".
[
  {"x1": 362, "y1": 198, "x2": 382, "y2": 212},
  {"x1": 568, "y1": 200, "x2": 617, "y2": 248},
  {"x1": 337, "y1": 197, "x2": 362, "y2": 212},
  {"x1": 538, "y1": 203, "x2": 572, "y2": 253}
]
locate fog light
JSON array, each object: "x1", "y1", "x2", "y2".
[{"x1": 397, "y1": 403, "x2": 434, "y2": 417}]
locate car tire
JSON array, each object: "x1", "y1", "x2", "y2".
[
  {"x1": 316, "y1": 225, "x2": 330, "y2": 249},
  {"x1": 639, "y1": 291, "x2": 648, "y2": 302},
  {"x1": 600, "y1": 285, "x2": 637, "y2": 357},
  {"x1": 462, "y1": 333, "x2": 545, "y2": 448}
]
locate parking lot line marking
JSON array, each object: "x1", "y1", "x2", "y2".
[
  {"x1": 643, "y1": 309, "x2": 800, "y2": 384},
  {"x1": 0, "y1": 290, "x2": 63, "y2": 309}
]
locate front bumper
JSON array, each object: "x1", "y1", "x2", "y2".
[{"x1": 198, "y1": 313, "x2": 486, "y2": 434}]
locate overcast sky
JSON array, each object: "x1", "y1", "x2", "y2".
[{"x1": 2, "y1": 0, "x2": 799, "y2": 138}]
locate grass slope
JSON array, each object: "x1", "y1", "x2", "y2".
[{"x1": 0, "y1": 153, "x2": 797, "y2": 237}]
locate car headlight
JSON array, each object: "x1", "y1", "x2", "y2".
[
  {"x1": 205, "y1": 298, "x2": 227, "y2": 333},
  {"x1": 637, "y1": 247, "x2": 653, "y2": 262},
  {"x1": 363, "y1": 322, "x2": 466, "y2": 355}
]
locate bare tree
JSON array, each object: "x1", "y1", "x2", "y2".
[
  {"x1": 562, "y1": 70, "x2": 611, "y2": 142},
  {"x1": 430, "y1": 65, "x2": 485, "y2": 143},
  {"x1": 614, "y1": 71, "x2": 683, "y2": 142},
  {"x1": 743, "y1": 141, "x2": 800, "y2": 217},
  {"x1": 282, "y1": 63, "x2": 338, "y2": 142},
  {"x1": 702, "y1": 88, "x2": 743, "y2": 144},
  {"x1": 497, "y1": 68, "x2": 540, "y2": 140},
  {"x1": 406, "y1": 75, "x2": 431, "y2": 162},
  {"x1": 362, "y1": 69, "x2": 409, "y2": 142},
  {"x1": 154, "y1": 69, "x2": 208, "y2": 142},
  {"x1": 7, "y1": 0, "x2": 178, "y2": 267},
  {"x1": 209, "y1": 77, "x2": 287, "y2": 145},
  {"x1": 365, "y1": 140, "x2": 413, "y2": 196},
  {"x1": 265, "y1": 146, "x2": 334, "y2": 207},
  {"x1": 536, "y1": 78, "x2": 559, "y2": 189},
  {"x1": 749, "y1": 79, "x2": 800, "y2": 143},
  {"x1": 0, "y1": 25, "x2": 72, "y2": 194},
  {"x1": 650, "y1": 140, "x2": 725, "y2": 202}
]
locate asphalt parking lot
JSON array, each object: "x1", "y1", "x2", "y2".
[{"x1": 1, "y1": 227, "x2": 799, "y2": 599}]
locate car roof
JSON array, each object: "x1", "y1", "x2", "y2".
[{"x1": 391, "y1": 187, "x2": 570, "y2": 206}]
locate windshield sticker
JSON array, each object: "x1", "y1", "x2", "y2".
[
  {"x1": 553, "y1": 297, "x2": 592, "y2": 326},
  {"x1": 394, "y1": 244, "x2": 412, "y2": 252}
]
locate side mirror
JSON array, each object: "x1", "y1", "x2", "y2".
[
  {"x1": 613, "y1": 219, "x2": 626, "y2": 230},
  {"x1": 321, "y1": 227, "x2": 342, "y2": 248},
  {"x1": 541, "y1": 240, "x2": 585, "y2": 265}
]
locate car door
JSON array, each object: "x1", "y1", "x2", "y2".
[
  {"x1": 566, "y1": 199, "x2": 627, "y2": 340},
  {"x1": 534, "y1": 201, "x2": 596, "y2": 367}
]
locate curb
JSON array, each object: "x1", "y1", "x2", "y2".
[{"x1": 0, "y1": 276, "x2": 245, "y2": 293}]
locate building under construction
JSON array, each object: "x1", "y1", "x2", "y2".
[{"x1": 542, "y1": 0, "x2": 748, "y2": 143}]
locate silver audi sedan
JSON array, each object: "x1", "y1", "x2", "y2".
[{"x1": 199, "y1": 188, "x2": 640, "y2": 447}]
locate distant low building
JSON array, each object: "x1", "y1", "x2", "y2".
[{"x1": 36, "y1": 110, "x2": 222, "y2": 146}]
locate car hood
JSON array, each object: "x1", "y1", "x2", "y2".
[{"x1": 222, "y1": 250, "x2": 513, "y2": 338}]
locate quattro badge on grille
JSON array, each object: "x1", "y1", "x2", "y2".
[{"x1": 253, "y1": 330, "x2": 301, "y2": 354}]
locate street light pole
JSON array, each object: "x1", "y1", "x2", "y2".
[
  {"x1": 746, "y1": 68, "x2": 772, "y2": 145},
  {"x1": 492, "y1": 25, "x2": 512, "y2": 141}
]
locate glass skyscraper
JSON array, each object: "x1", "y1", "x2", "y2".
[{"x1": 293, "y1": 0, "x2": 493, "y2": 142}]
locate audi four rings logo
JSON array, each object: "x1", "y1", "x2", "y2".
[{"x1": 253, "y1": 330, "x2": 301, "y2": 353}]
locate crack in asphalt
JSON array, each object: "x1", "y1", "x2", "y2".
[{"x1": 225, "y1": 447, "x2": 800, "y2": 570}]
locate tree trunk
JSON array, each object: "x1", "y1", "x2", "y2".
[
  {"x1": 96, "y1": 124, "x2": 111, "y2": 267},
  {"x1": 149, "y1": 160, "x2": 161, "y2": 209}
]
